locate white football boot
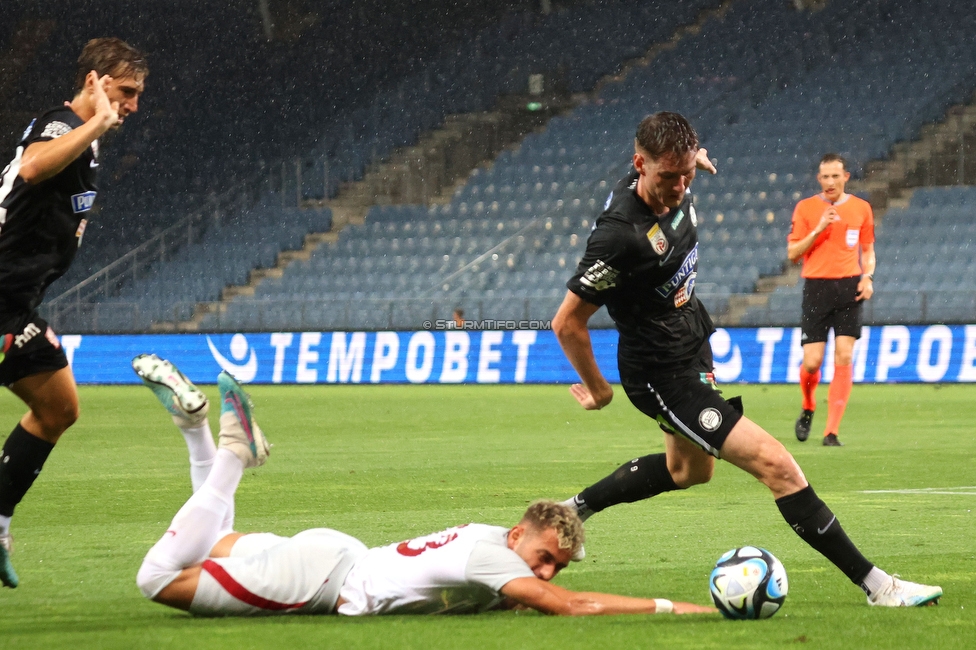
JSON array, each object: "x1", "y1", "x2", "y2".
[
  {"x1": 132, "y1": 353, "x2": 209, "y2": 427},
  {"x1": 867, "y1": 575, "x2": 942, "y2": 607}
]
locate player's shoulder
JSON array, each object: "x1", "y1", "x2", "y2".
[
  {"x1": 461, "y1": 523, "x2": 509, "y2": 542},
  {"x1": 795, "y1": 194, "x2": 825, "y2": 210},
  {"x1": 22, "y1": 107, "x2": 83, "y2": 143},
  {"x1": 846, "y1": 194, "x2": 874, "y2": 211}
]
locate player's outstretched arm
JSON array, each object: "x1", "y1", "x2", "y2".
[
  {"x1": 501, "y1": 577, "x2": 716, "y2": 616},
  {"x1": 552, "y1": 291, "x2": 613, "y2": 410},
  {"x1": 19, "y1": 72, "x2": 119, "y2": 184}
]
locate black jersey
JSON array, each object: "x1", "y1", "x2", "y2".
[
  {"x1": 567, "y1": 169, "x2": 714, "y2": 379},
  {"x1": 0, "y1": 107, "x2": 98, "y2": 313}
]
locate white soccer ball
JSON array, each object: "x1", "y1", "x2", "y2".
[{"x1": 709, "y1": 546, "x2": 789, "y2": 620}]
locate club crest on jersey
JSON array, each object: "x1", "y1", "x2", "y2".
[
  {"x1": 71, "y1": 191, "x2": 96, "y2": 214},
  {"x1": 75, "y1": 219, "x2": 88, "y2": 247},
  {"x1": 674, "y1": 273, "x2": 696, "y2": 308},
  {"x1": 690, "y1": 204, "x2": 698, "y2": 227},
  {"x1": 580, "y1": 260, "x2": 619, "y2": 291},
  {"x1": 646, "y1": 223, "x2": 669, "y2": 256},
  {"x1": 655, "y1": 244, "x2": 698, "y2": 298}
]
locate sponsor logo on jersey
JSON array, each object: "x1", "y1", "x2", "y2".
[
  {"x1": 674, "y1": 272, "x2": 696, "y2": 308},
  {"x1": 604, "y1": 191, "x2": 613, "y2": 210},
  {"x1": 40, "y1": 121, "x2": 73, "y2": 140},
  {"x1": 71, "y1": 191, "x2": 97, "y2": 214},
  {"x1": 21, "y1": 119, "x2": 36, "y2": 141},
  {"x1": 698, "y1": 407, "x2": 722, "y2": 432},
  {"x1": 655, "y1": 244, "x2": 698, "y2": 298},
  {"x1": 670, "y1": 209, "x2": 685, "y2": 230},
  {"x1": 690, "y1": 204, "x2": 698, "y2": 227},
  {"x1": 13, "y1": 322, "x2": 42, "y2": 349},
  {"x1": 580, "y1": 260, "x2": 619, "y2": 291},
  {"x1": 846, "y1": 228, "x2": 859, "y2": 248},
  {"x1": 396, "y1": 529, "x2": 460, "y2": 557},
  {"x1": 646, "y1": 223, "x2": 669, "y2": 255}
]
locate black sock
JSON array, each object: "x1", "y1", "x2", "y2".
[
  {"x1": 0, "y1": 425, "x2": 55, "y2": 517},
  {"x1": 578, "y1": 453, "x2": 680, "y2": 513},
  {"x1": 776, "y1": 485, "x2": 874, "y2": 585}
]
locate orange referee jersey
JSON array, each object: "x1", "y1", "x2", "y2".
[{"x1": 788, "y1": 193, "x2": 875, "y2": 279}]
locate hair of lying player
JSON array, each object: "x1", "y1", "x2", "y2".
[
  {"x1": 635, "y1": 111, "x2": 699, "y2": 161},
  {"x1": 520, "y1": 500, "x2": 585, "y2": 554},
  {"x1": 75, "y1": 37, "x2": 149, "y2": 91}
]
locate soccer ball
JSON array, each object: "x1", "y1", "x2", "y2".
[{"x1": 709, "y1": 546, "x2": 788, "y2": 620}]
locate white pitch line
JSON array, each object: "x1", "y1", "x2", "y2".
[{"x1": 860, "y1": 486, "x2": 976, "y2": 496}]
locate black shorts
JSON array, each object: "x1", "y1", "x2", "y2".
[
  {"x1": 622, "y1": 367, "x2": 743, "y2": 459},
  {"x1": 0, "y1": 310, "x2": 69, "y2": 387},
  {"x1": 801, "y1": 276, "x2": 863, "y2": 344}
]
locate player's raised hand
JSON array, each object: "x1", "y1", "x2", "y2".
[
  {"x1": 569, "y1": 382, "x2": 612, "y2": 410},
  {"x1": 816, "y1": 207, "x2": 841, "y2": 234},
  {"x1": 87, "y1": 70, "x2": 120, "y2": 128},
  {"x1": 695, "y1": 148, "x2": 717, "y2": 175}
]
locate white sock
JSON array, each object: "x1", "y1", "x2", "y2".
[
  {"x1": 561, "y1": 495, "x2": 594, "y2": 522},
  {"x1": 145, "y1": 449, "x2": 243, "y2": 570},
  {"x1": 0, "y1": 514, "x2": 10, "y2": 536},
  {"x1": 219, "y1": 501, "x2": 235, "y2": 537},
  {"x1": 862, "y1": 567, "x2": 891, "y2": 596},
  {"x1": 179, "y1": 422, "x2": 217, "y2": 492}
]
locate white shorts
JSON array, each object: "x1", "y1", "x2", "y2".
[{"x1": 189, "y1": 528, "x2": 368, "y2": 617}]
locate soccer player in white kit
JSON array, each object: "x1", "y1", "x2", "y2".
[{"x1": 132, "y1": 355, "x2": 715, "y2": 617}]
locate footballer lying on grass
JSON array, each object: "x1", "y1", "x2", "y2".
[{"x1": 133, "y1": 354, "x2": 716, "y2": 617}]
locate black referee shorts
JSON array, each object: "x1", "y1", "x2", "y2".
[
  {"x1": 800, "y1": 276, "x2": 863, "y2": 344},
  {"x1": 622, "y1": 367, "x2": 742, "y2": 458},
  {"x1": 0, "y1": 310, "x2": 69, "y2": 387}
]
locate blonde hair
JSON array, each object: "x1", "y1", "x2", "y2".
[{"x1": 520, "y1": 500, "x2": 585, "y2": 556}]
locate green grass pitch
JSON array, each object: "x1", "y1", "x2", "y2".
[{"x1": 1, "y1": 382, "x2": 974, "y2": 649}]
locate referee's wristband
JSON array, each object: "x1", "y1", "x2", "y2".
[
  {"x1": 862, "y1": 274, "x2": 873, "y2": 281},
  {"x1": 653, "y1": 599, "x2": 674, "y2": 614}
]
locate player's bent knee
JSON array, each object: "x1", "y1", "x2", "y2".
[
  {"x1": 669, "y1": 456, "x2": 714, "y2": 488},
  {"x1": 756, "y1": 444, "x2": 806, "y2": 493},
  {"x1": 136, "y1": 555, "x2": 181, "y2": 600}
]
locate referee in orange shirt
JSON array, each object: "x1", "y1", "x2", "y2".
[{"x1": 787, "y1": 154, "x2": 875, "y2": 447}]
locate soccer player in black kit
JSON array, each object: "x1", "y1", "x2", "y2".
[
  {"x1": 553, "y1": 112, "x2": 941, "y2": 607},
  {"x1": 0, "y1": 38, "x2": 147, "y2": 587}
]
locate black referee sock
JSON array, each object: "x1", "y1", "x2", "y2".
[
  {"x1": 0, "y1": 424, "x2": 55, "y2": 517},
  {"x1": 579, "y1": 453, "x2": 680, "y2": 513},
  {"x1": 776, "y1": 485, "x2": 874, "y2": 585}
]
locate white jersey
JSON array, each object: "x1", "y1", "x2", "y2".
[{"x1": 338, "y1": 523, "x2": 535, "y2": 615}]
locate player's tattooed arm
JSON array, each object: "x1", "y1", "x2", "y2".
[{"x1": 553, "y1": 291, "x2": 613, "y2": 410}]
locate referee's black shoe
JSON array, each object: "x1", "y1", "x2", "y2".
[
  {"x1": 823, "y1": 433, "x2": 843, "y2": 447},
  {"x1": 795, "y1": 409, "x2": 814, "y2": 442}
]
